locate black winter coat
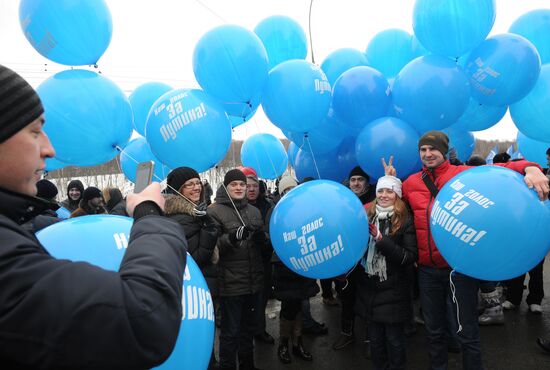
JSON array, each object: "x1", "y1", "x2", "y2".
[
  {"x1": 356, "y1": 214, "x2": 417, "y2": 324},
  {"x1": 207, "y1": 186, "x2": 264, "y2": 297},
  {"x1": 165, "y1": 194, "x2": 218, "y2": 296},
  {"x1": 0, "y1": 188, "x2": 187, "y2": 369}
]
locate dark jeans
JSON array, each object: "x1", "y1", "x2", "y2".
[
  {"x1": 505, "y1": 258, "x2": 545, "y2": 306},
  {"x1": 281, "y1": 299, "x2": 301, "y2": 321},
  {"x1": 369, "y1": 321, "x2": 406, "y2": 370},
  {"x1": 321, "y1": 278, "x2": 334, "y2": 298},
  {"x1": 219, "y1": 292, "x2": 261, "y2": 368},
  {"x1": 337, "y1": 265, "x2": 362, "y2": 327},
  {"x1": 418, "y1": 266, "x2": 483, "y2": 370}
]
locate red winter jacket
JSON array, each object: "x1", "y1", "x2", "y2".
[{"x1": 402, "y1": 160, "x2": 541, "y2": 268}]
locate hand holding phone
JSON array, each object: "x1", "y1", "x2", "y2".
[
  {"x1": 126, "y1": 183, "x2": 165, "y2": 216},
  {"x1": 134, "y1": 161, "x2": 154, "y2": 193}
]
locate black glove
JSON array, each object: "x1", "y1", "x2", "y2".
[
  {"x1": 252, "y1": 229, "x2": 266, "y2": 244},
  {"x1": 229, "y1": 226, "x2": 251, "y2": 244},
  {"x1": 193, "y1": 202, "x2": 208, "y2": 217}
]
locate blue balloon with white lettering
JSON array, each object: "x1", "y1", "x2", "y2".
[
  {"x1": 509, "y1": 9, "x2": 550, "y2": 65},
  {"x1": 465, "y1": 34, "x2": 541, "y2": 106},
  {"x1": 262, "y1": 60, "x2": 332, "y2": 133},
  {"x1": 320, "y1": 48, "x2": 370, "y2": 86},
  {"x1": 516, "y1": 132, "x2": 550, "y2": 168},
  {"x1": 443, "y1": 128, "x2": 476, "y2": 163},
  {"x1": 37, "y1": 69, "x2": 133, "y2": 167},
  {"x1": 430, "y1": 166, "x2": 550, "y2": 280},
  {"x1": 129, "y1": 82, "x2": 173, "y2": 136},
  {"x1": 19, "y1": 0, "x2": 113, "y2": 66},
  {"x1": 120, "y1": 137, "x2": 171, "y2": 183},
  {"x1": 451, "y1": 98, "x2": 507, "y2": 132},
  {"x1": 254, "y1": 15, "x2": 308, "y2": 70},
  {"x1": 366, "y1": 29, "x2": 420, "y2": 78},
  {"x1": 241, "y1": 134, "x2": 288, "y2": 180},
  {"x1": 269, "y1": 180, "x2": 370, "y2": 279},
  {"x1": 146, "y1": 89, "x2": 232, "y2": 172},
  {"x1": 36, "y1": 215, "x2": 215, "y2": 370},
  {"x1": 55, "y1": 206, "x2": 71, "y2": 219}
]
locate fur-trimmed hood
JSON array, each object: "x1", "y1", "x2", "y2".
[{"x1": 164, "y1": 194, "x2": 197, "y2": 216}]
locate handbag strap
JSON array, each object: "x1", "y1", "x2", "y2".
[{"x1": 421, "y1": 172, "x2": 439, "y2": 198}]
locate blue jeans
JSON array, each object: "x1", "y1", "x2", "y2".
[
  {"x1": 369, "y1": 321, "x2": 406, "y2": 370},
  {"x1": 418, "y1": 266, "x2": 483, "y2": 370},
  {"x1": 219, "y1": 292, "x2": 261, "y2": 368}
]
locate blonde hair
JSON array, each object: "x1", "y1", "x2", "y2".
[{"x1": 367, "y1": 196, "x2": 409, "y2": 236}]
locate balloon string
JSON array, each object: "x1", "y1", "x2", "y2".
[
  {"x1": 220, "y1": 182, "x2": 247, "y2": 227},
  {"x1": 309, "y1": 0, "x2": 316, "y2": 64},
  {"x1": 449, "y1": 269, "x2": 463, "y2": 334},
  {"x1": 194, "y1": 0, "x2": 227, "y2": 22},
  {"x1": 251, "y1": 117, "x2": 281, "y2": 180},
  {"x1": 305, "y1": 135, "x2": 321, "y2": 179}
]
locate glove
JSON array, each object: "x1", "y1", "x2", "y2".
[
  {"x1": 252, "y1": 229, "x2": 266, "y2": 244},
  {"x1": 229, "y1": 226, "x2": 251, "y2": 244},
  {"x1": 193, "y1": 202, "x2": 208, "y2": 217},
  {"x1": 369, "y1": 223, "x2": 382, "y2": 241}
]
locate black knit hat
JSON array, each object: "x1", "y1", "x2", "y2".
[
  {"x1": 224, "y1": 169, "x2": 247, "y2": 186},
  {"x1": 82, "y1": 187, "x2": 102, "y2": 202},
  {"x1": 167, "y1": 166, "x2": 200, "y2": 193},
  {"x1": 418, "y1": 130, "x2": 449, "y2": 156},
  {"x1": 0, "y1": 65, "x2": 44, "y2": 143},
  {"x1": 36, "y1": 179, "x2": 58, "y2": 200},
  {"x1": 349, "y1": 166, "x2": 370, "y2": 182}
]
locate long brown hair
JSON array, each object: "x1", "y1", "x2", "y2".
[{"x1": 367, "y1": 196, "x2": 409, "y2": 236}]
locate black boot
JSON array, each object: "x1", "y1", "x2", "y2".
[
  {"x1": 292, "y1": 336, "x2": 313, "y2": 361},
  {"x1": 333, "y1": 319, "x2": 355, "y2": 350},
  {"x1": 278, "y1": 337, "x2": 292, "y2": 364},
  {"x1": 239, "y1": 356, "x2": 261, "y2": 370}
]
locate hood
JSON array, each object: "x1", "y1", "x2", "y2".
[
  {"x1": 214, "y1": 184, "x2": 248, "y2": 210},
  {"x1": 164, "y1": 194, "x2": 196, "y2": 216}
]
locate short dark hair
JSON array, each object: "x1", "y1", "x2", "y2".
[
  {"x1": 466, "y1": 155, "x2": 486, "y2": 166},
  {"x1": 493, "y1": 152, "x2": 511, "y2": 164}
]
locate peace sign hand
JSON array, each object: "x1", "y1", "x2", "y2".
[{"x1": 381, "y1": 156, "x2": 396, "y2": 177}]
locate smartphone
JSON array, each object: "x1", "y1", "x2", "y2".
[{"x1": 134, "y1": 161, "x2": 154, "y2": 193}]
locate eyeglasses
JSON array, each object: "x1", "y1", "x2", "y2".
[{"x1": 183, "y1": 180, "x2": 202, "y2": 189}]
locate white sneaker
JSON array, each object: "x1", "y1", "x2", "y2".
[
  {"x1": 502, "y1": 301, "x2": 516, "y2": 310},
  {"x1": 529, "y1": 304, "x2": 543, "y2": 314}
]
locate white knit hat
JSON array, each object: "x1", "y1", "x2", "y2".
[
  {"x1": 279, "y1": 176, "x2": 298, "y2": 195},
  {"x1": 376, "y1": 176, "x2": 402, "y2": 198}
]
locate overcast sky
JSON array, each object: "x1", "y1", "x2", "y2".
[{"x1": 1, "y1": 0, "x2": 549, "y2": 141}]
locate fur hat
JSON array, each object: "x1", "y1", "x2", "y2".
[
  {"x1": 167, "y1": 166, "x2": 200, "y2": 193},
  {"x1": 224, "y1": 169, "x2": 247, "y2": 186},
  {"x1": 418, "y1": 130, "x2": 449, "y2": 156}
]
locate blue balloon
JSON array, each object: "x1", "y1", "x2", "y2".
[
  {"x1": 269, "y1": 180, "x2": 370, "y2": 279},
  {"x1": 294, "y1": 147, "x2": 341, "y2": 182},
  {"x1": 120, "y1": 137, "x2": 171, "y2": 183},
  {"x1": 355, "y1": 117, "x2": 420, "y2": 180},
  {"x1": 510, "y1": 65, "x2": 550, "y2": 142},
  {"x1": 442, "y1": 128, "x2": 476, "y2": 163},
  {"x1": 146, "y1": 89, "x2": 232, "y2": 172},
  {"x1": 222, "y1": 95, "x2": 260, "y2": 129},
  {"x1": 451, "y1": 98, "x2": 507, "y2": 132},
  {"x1": 288, "y1": 142, "x2": 299, "y2": 168},
  {"x1": 392, "y1": 55, "x2": 470, "y2": 132},
  {"x1": 516, "y1": 132, "x2": 550, "y2": 168},
  {"x1": 193, "y1": 25, "x2": 268, "y2": 106},
  {"x1": 254, "y1": 15, "x2": 308, "y2": 69},
  {"x1": 262, "y1": 60, "x2": 332, "y2": 133},
  {"x1": 55, "y1": 206, "x2": 71, "y2": 219},
  {"x1": 332, "y1": 66, "x2": 391, "y2": 130},
  {"x1": 430, "y1": 166, "x2": 550, "y2": 280},
  {"x1": 509, "y1": 9, "x2": 550, "y2": 65},
  {"x1": 36, "y1": 215, "x2": 215, "y2": 370},
  {"x1": 366, "y1": 29, "x2": 420, "y2": 78},
  {"x1": 320, "y1": 48, "x2": 370, "y2": 86},
  {"x1": 336, "y1": 137, "x2": 360, "y2": 182},
  {"x1": 45, "y1": 157, "x2": 69, "y2": 172},
  {"x1": 413, "y1": 0, "x2": 496, "y2": 58},
  {"x1": 19, "y1": 0, "x2": 112, "y2": 66},
  {"x1": 465, "y1": 34, "x2": 541, "y2": 106},
  {"x1": 241, "y1": 134, "x2": 288, "y2": 180},
  {"x1": 129, "y1": 82, "x2": 173, "y2": 136},
  {"x1": 37, "y1": 69, "x2": 133, "y2": 167}
]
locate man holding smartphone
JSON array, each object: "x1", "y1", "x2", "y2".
[{"x1": 0, "y1": 65, "x2": 188, "y2": 369}]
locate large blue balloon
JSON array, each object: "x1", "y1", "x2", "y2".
[
  {"x1": 430, "y1": 166, "x2": 550, "y2": 280},
  {"x1": 320, "y1": 48, "x2": 370, "y2": 86},
  {"x1": 516, "y1": 132, "x2": 550, "y2": 168},
  {"x1": 336, "y1": 137, "x2": 360, "y2": 182},
  {"x1": 366, "y1": 29, "x2": 421, "y2": 78},
  {"x1": 254, "y1": 15, "x2": 308, "y2": 70},
  {"x1": 392, "y1": 55, "x2": 470, "y2": 132},
  {"x1": 45, "y1": 157, "x2": 70, "y2": 172},
  {"x1": 332, "y1": 66, "x2": 391, "y2": 131},
  {"x1": 510, "y1": 65, "x2": 550, "y2": 142},
  {"x1": 269, "y1": 180, "x2": 370, "y2": 279},
  {"x1": 284, "y1": 109, "x2": 345, "y2": 154},
  {"x1": 293, "y1": 147, "x2": 341, "y2": 182},
  {"x1": 129, "y1": 82, "x2": 173, "y2": 136},
  {"x1": 120, "y1": 137, "x2": 171, "y2": 183},
  {"x1": 442, "y1": 128, "x2": 476, "y2": 163},
  {"x1": 451, "y1": 98, "x2": 507, "y2": 132},
  {"x1": 262, "y1": 60, "x2": 332, "y2": 133},
  {"x1": 222, "y1": 96, "x2": 260, "y2": 129},
  {"x1": 193, "y1": 25, "x2": 268, "y2": 106},
  {"x1": 37, "y1": 69, "x2": 133, "y2": 167},
  {"x1": 241, "y1": 134, "x2": 288, "y2": 180},
  {"x1": 355, "y1": 117, "x2": 420, "y2": 180},
  {"x1": 509, "y1": 9, "x2": 550, "y2": 65},
  {"x1": 288, "y1": 142, "x2": 299, "y2": 168},
  {"x1": 465, "y1": 34, "x2": 541, "y2": 106},
  {"x1": 413, "y1": 0, "x2": 496, "y2": 58},
  {"x1": 36, "y1": 215, "x2": 215, "y2": 370},
  {"x1": 146, "y1": 89, "x2": 232, "y2": 172},
  {"x1": 19, "y1": 0, "x2": 112, "y2": 66}
]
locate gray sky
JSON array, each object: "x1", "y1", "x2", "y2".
[{"x1": 1, "y1": 0, "x2": 549, "y2": 141}]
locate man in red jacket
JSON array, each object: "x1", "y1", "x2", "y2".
[{"x1": 401, "y1": 131, "x2": 548, "y2": 370}]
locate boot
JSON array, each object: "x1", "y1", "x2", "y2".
[
  {"x1": 277, "y1": 337, "x2": 292, "y2": 364},
  {"x1": 292, "y1": 336, "x2": 313, "y2": 361},
  {"x1": 478, "y1": 290, "x2": 504, "y2": 326},
  {"x1": 238, "y1": 356, "x2": 261, "y2": 370},
  {"x1": 332, "y1": 319, "x2": 355, "y2": 350}
]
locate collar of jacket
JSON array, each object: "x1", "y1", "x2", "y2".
[
  {"x1": 164, "y1": 194, "x2": 196, "y2": 216},
  {"x1": 214, "y1": 185, "x2": 248, "y2": 210},
  {"x1": 422, "y1": 159, "x2": 451, "y2": 180},
  {"x1": 0, "y1": 187, "x2": 58, "y2": 225}
]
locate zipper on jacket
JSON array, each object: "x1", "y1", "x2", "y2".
[{"x1": 425, "y1": 170, "x2": 437, "y2": 267}]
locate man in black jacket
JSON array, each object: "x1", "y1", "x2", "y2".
[{"x1": 0, "y1": 64, "x2": 188, "y2": 369}]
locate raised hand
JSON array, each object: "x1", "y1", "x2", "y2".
[{"x1": 381, "y1": 156, "x2": 396, "y2": 177}]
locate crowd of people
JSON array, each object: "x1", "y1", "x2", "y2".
[{"x1": 1, "y1": 63, "x2": 550, "y2": 370}]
